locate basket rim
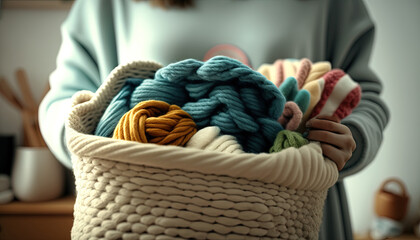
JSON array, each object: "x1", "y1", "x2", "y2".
[{"x1": 66, "y1": 60, "x2": 338, "y2": 191}]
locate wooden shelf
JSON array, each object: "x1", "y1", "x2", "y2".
[
  {"x1": 0, "y1": 196, "x2": 75, "y2": 240},
  {"x1": 355, "y1": 234, "x2": 420, "y2": 240},
  {"x1": 0, "y1": 195, "x2": 74, "y2": 214}
]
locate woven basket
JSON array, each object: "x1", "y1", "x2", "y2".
[{"x1": 66, "y1": 60, "x2": 339, "y2": 240}]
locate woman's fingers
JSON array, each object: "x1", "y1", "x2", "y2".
[
  {"x1": 318, "y1": 143, "x2": 350, "y2": 171},
  {"x1": 306, "y1": 129, "x2": 355, "y2": 151},
  {"x1": 306, "y1": 115, "x2": 349, "y2": 134},
  {"x1": 305, "y1": 115, "x2": 356, "y2": 170}
]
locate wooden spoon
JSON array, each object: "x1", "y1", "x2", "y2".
[
  {"x1": 15, "y1": 69, "x2": 37, "y2": 113},
  {"x1": 0, "y1": 77, "x2": 23, "y2": 110}
]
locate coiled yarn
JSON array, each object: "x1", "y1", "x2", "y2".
[
  {"x1": 94, "y1": 78, "x2": 186, "y2": 137},
  {"x1": 113, "y1": 100, "x2": 197, "y2": 146},
  {"x1": 278, "y1": 101, "x2": 303, "y2": 131},
  {"x1": 269, "y1": 130, "x2": 309, "y2": 153}
]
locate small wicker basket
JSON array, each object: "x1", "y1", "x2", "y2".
[{"x1": 66, "y1": 60, "x2": 339, "y2": 240}]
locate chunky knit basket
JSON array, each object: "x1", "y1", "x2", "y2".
[{"x1": 66, "y1": 60, "x2": 339, "y2": 240}]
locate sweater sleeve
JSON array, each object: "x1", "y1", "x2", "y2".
[
  {"x1": 324, "y1": 0, "x2": 390, "y2": 179},
  {"x1": 38, "y1": 0, "x2": 118, "y2": 169}
]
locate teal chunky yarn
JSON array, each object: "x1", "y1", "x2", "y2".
[
  {"x1": 94, "y1": 78, "x2": 188, "y2": 137},
  {"x1": 269, "y1": 130, "x2": 309, "y2": 153},
  {"x1": 96, "y1": 56, "x2": 286, "y2": 153},
  {"x1": 95, "y1": 78, "x2": 143, "y2": 137}
]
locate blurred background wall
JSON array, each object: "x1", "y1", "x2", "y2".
[
  {"x1": 0, "y1": 0, "x2": 419, "y2": 236},
  {"x1": 345, "y1": 0, "x2": 420, "y2": 235}
]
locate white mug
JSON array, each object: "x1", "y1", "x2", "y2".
[{"x1": 11, "y1": 147, "x2": 65, "y2": 202}]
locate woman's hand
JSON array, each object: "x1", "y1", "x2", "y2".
[{"x1": 305, "y1": 115, "x2": 356, "y2": 171}]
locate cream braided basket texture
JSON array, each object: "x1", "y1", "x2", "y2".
[{"x1": 66, "y1": 60, "x2": 339, "y2": 240}]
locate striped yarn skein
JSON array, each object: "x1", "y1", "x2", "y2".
[
  {"x1": 113, "y1": 100, "x2": 197, "y2": 146},
  {"x1": 297, "y1": 69, "x2": 361, "y2": 133},
  {"x1": 309, "y1": 69, "x2": 361, "y2": 120}
]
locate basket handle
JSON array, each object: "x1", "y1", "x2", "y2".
[
  {"x1": 71, "y1": 90, "x2": 95, "y2": 107},
  {"x1": 379, "y1": 178, "x2": 408, "y2": 198}
]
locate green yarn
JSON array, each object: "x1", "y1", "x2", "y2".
[{"x1": 269, "y1": 130, "x2": 309, "y2": 153}]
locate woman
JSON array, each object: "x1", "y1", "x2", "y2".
[{"x1": 39, "y1": 0, "x2": 389, "y2": 239}]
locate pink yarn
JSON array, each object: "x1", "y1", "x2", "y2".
[
  {"x1": 334, "y1": 85, "x2": 361, "y2": 119},
  {"x1": 295, "y1": 58, "x2": 312, "y2": 89},
  {"x1": 278, "y1": 101, "x2": 303, "y2": 131},
  {"x1": 273, "y1": 60, "x2": 284, "y2": 87},
  {"x1": 272, "y1": 58, "x2": 312, "y2": 89}
]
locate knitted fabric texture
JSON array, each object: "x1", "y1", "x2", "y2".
[
  {"x1": 305, "y1": 61, "x2": 331, "y2": 84},
  {"x1": 281, "y1": 58, "x2": 312, "y2": 89},
  {"x1": 72, "y1": 159, "x2": 327, "y2": 240},
  {"x1": 278, "y1": 76, "x2": 310, "y2": 114},
  {"x1": 95, "y1": 78, "x2": 145, "y2": 137},
  {"x1": 257, "y1": 60, "x2": 281, "y2": 87},
  {"x1": 258, "y1": 60, "x2": 285, "y2": 87},
  {"x1": 258, "y1": 59, "x2": 332, "y2": 89},
  {"x1": 113, "y1": 100, "x2": 197, "y2": 146},
  {"x1": 186, "y1": 126, "x2": 244, "y2": 154},
  {"x1": 296, "y1": 79, "x2": 325, "y2": 133},
  {"x1": 309, "y1": 69, "x2": 361, "y2": 120},
  {"x1": 302, "y1": 79, "x2": 325, "y2": 116},
  {"x1": 294, "y1": 58, "x2": 312, "y2": 88},
  {"x1": 278, "y1": 101, "x2": 303, "y2": 131},
  {"x1": 281, "y1": 60, "x2": 296, "y2": 86},
  {"x1": 96, "y1": 56, "x2": 286, "y2": 153},
  {"x1": 257, "y1": 58, "x2": 312, "y2": 88},
  {"x1": 269, "y1": 130, "x2": 309, "y2": 153}
]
